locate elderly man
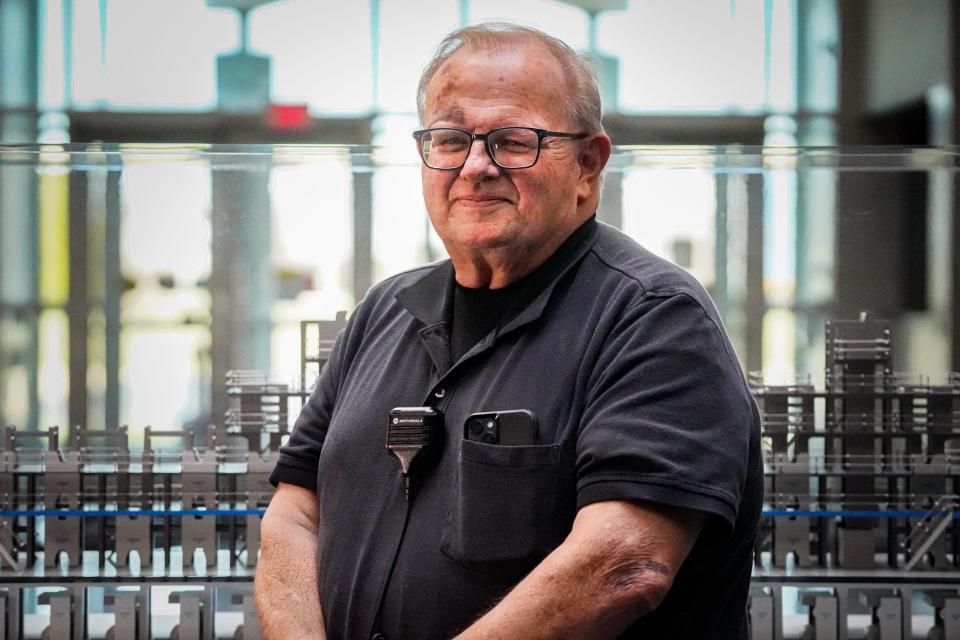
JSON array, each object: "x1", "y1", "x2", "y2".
[{"x1": 255, "y1": 23, "x2": 762, "y2": 640}]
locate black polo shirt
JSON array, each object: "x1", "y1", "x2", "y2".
[{"x1": 270, "y1": 219, "x2": 763, "y2": 640}]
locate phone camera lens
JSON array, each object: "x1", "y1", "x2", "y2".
[
  {"x1": 468, "y1": 419, "x2": 484, "y2": 436},
  {"x1": 480, "y1": 432, "x2": 497, "y2": 444}
]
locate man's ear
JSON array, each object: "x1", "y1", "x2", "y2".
[
  {"x1": 581, "y1": 133, "x2": 612, "y2": 178},
  {"x1": 577, "y1": 133, "x2": 612, "y2": 201}
]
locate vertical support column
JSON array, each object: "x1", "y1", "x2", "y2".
[
  {"x1": 951, "y1": 2, "x2": 960, "y2": 372},
  {"x1": 351, "y1": 148, "x2": 373, "y2": 303},
  {"x1": 795, "y1": 0, "x2": 839, "y2": 375},
  {"x1": 105, "y1": 148, "x2": 122, "y2": 429},
  {"x1": 0, "y1": 0, "x2": 40, "y2": 430},
  {"x1": 585, "y1": 5, "x2": 622, "y2": 233},
  {"x1": 745, "y1": 172, "x2": 765, "y2": 374},
  {"x1": 923, "y1": 85, "x2": 953, "y2": 375},
  {"x1": 723, "y1": 152, "x2": 751, "y2": 364},
  {"x1": 713, "y1": 152, "x2": 729, "y2": 317},
  {"x1": 85, "y1": 148, "x2": 108, "y2": 431},
  {"x1": 68, "y1": 161, "x2": 88, "y2": 431},
  {"x1": 0, "y1": 588, "x2": 21, "y2": 640},
  {"x1": 210, "y1": 155, "x2": 273, "y2": 436},
  {"x1": 0, "y1": 0, "x2": 39, "y2": 142},
  {"x1": 369, "y1": 0, "x2": 380, "y2": 109}
]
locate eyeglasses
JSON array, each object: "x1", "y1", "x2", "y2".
[{"x1": 412, "y1": 127, "x2": 588, "y2": 170}]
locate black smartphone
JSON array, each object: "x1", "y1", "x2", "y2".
[{"x1": 464, "y1": 410, "x2": 538, "y2": 445}]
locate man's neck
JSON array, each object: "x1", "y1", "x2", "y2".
[
  {"x1": 450, "y1": 252, "x2": 548, "y2": 289},
  {"x1": 448, "y1": 227, "x2": 580, "y2": 289}
]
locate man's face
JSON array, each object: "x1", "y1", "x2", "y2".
[{"x1": 420, "y1": 43, "x2": 594, "y2": 264}]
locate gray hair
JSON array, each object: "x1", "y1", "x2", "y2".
[{"x1": 416, "y1": 22, "x2": 604, "y2": 133}]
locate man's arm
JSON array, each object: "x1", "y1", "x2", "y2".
[
  {"x1": 254, "y1": 482, "x2": 326, "y2": 640},
  {"x1": 455, "y1": 499, "x2": 705, "y2": 640}
]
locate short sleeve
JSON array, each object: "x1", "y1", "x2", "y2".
[{"x1": 576, "y1": 292, "x2": 755, "y2": 531}]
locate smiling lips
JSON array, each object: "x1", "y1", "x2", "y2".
[{"x1": 455, "y1": 195, "x2": 511, "y2": 207}]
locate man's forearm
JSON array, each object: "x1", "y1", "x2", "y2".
[
  {"x1": 254, "y1": 486, "x2": 326, "y2": 639},
  {"x1": 453, "y1": 534, "x2": 663, "y2": 639},
  {"x1": 454, "y1": 501, "x2": 703, "y2": 640}
]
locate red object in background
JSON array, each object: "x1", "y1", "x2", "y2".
[{"x1": 268, "y1": 104, "x2": 311, "y2": 130}]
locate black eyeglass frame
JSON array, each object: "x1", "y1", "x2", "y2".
[{"x1": 412, "y1": 126, "x2": 588, "y2": 170}]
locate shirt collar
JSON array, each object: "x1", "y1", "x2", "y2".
[{"x1": 395, "y1": 216, "x2": 600, "y2": 332}]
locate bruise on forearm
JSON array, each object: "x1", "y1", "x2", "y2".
[
  {"x1": 582, "y1": 521, "x2": 677, "y2": 617},
  {"x1": 602, "y1": 557, "x2": 670, "y2": 591},
  {"x1": 455, "y1": 501, "x2": 704, "y2": 640}
]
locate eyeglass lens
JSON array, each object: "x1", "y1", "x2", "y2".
[{"x1": 420, "y1": 128, "x2": 539, "y2": 169}]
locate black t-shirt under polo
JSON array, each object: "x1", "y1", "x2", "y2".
[
  {"x1": 270, "y1": 219, "x2": 763, "y2": 640},
  {"x1": 451, "y1": 283, "x2": 515, "y2": 363},
  {"x1": 450, "y1": 223, "x2": 592, "y2": 362}
]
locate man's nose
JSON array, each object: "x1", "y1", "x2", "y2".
[{"x1": 459, "y1": 138, "x2": 500, "y2": 181}]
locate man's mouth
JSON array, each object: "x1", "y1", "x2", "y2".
[{"x1": 455, "y1": 195, "x2": 509, "y2": 206}]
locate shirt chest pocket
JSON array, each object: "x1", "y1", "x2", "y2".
[{"x1": 440, "y1": 439, "x2": 561, "y2": 571}]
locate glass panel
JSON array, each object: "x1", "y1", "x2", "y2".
[
  {"x1": 120, "y1": 309, "x2": 208, "y2": 428},
  {"x1": 120, "y1": 163, "x2": 211, "y2": 283},
  {"x1": 269, "y1": 157, "x2": 354, "y2": 382},
  {"x1": 1, "y1": 144, "x2": 958, "y2": 425},
  {"x1": 621, "y1": 167, "x2": 716, "y2": 288},
  {"x1": 0, "y1": 144, "x2": 956, "y2": 633}
]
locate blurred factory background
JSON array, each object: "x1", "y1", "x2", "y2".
[{"x1": 0, "y1": 0, "x2": 957, "y2": 438}]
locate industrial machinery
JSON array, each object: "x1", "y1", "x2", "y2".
[
  {"x1": 0, "y1": 314, "x2": 956, "y2": 639},
  {"x1": 750, "y1": 315, "x2": 960, "y2": 639},
  {"x1": 0, "y1": 318, "x2": 344, "y2": 640}
]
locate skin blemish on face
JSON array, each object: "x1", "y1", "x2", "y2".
[
  {"x1": 428, "y1": 71, "x2": 471, "y2": 125},
  {"x1": 429, "y1": 105, "x2": 466, "y2": 126}
]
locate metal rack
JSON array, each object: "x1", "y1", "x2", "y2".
[
  {"x1": 1, "y1": 313, "x2": 957, "y2": 638},
  {"x1": 0, "y1": 315, "x2": 347, "y2": 639},
  {"x1": 750, "y1": 315, "x2": 960, "y2": 639}
]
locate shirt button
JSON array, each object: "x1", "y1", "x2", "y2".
[
  {"x1": 372, "y1": 634, "x2": 387, "y2": 640},
  {"x1": 434, "y1": 388, "x2": 446, "y2": 399}
]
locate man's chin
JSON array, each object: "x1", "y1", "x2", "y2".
[
  {"x1": 455, "y1": 231, "x2": 514, "y2": 251},
  {"x1": 449, "y1": 217, "x2": 518, "y2": 247}
]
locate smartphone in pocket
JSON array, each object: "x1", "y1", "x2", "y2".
[{"x1": 463, "y1": 410, "x2": 538, "y2": 445}]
